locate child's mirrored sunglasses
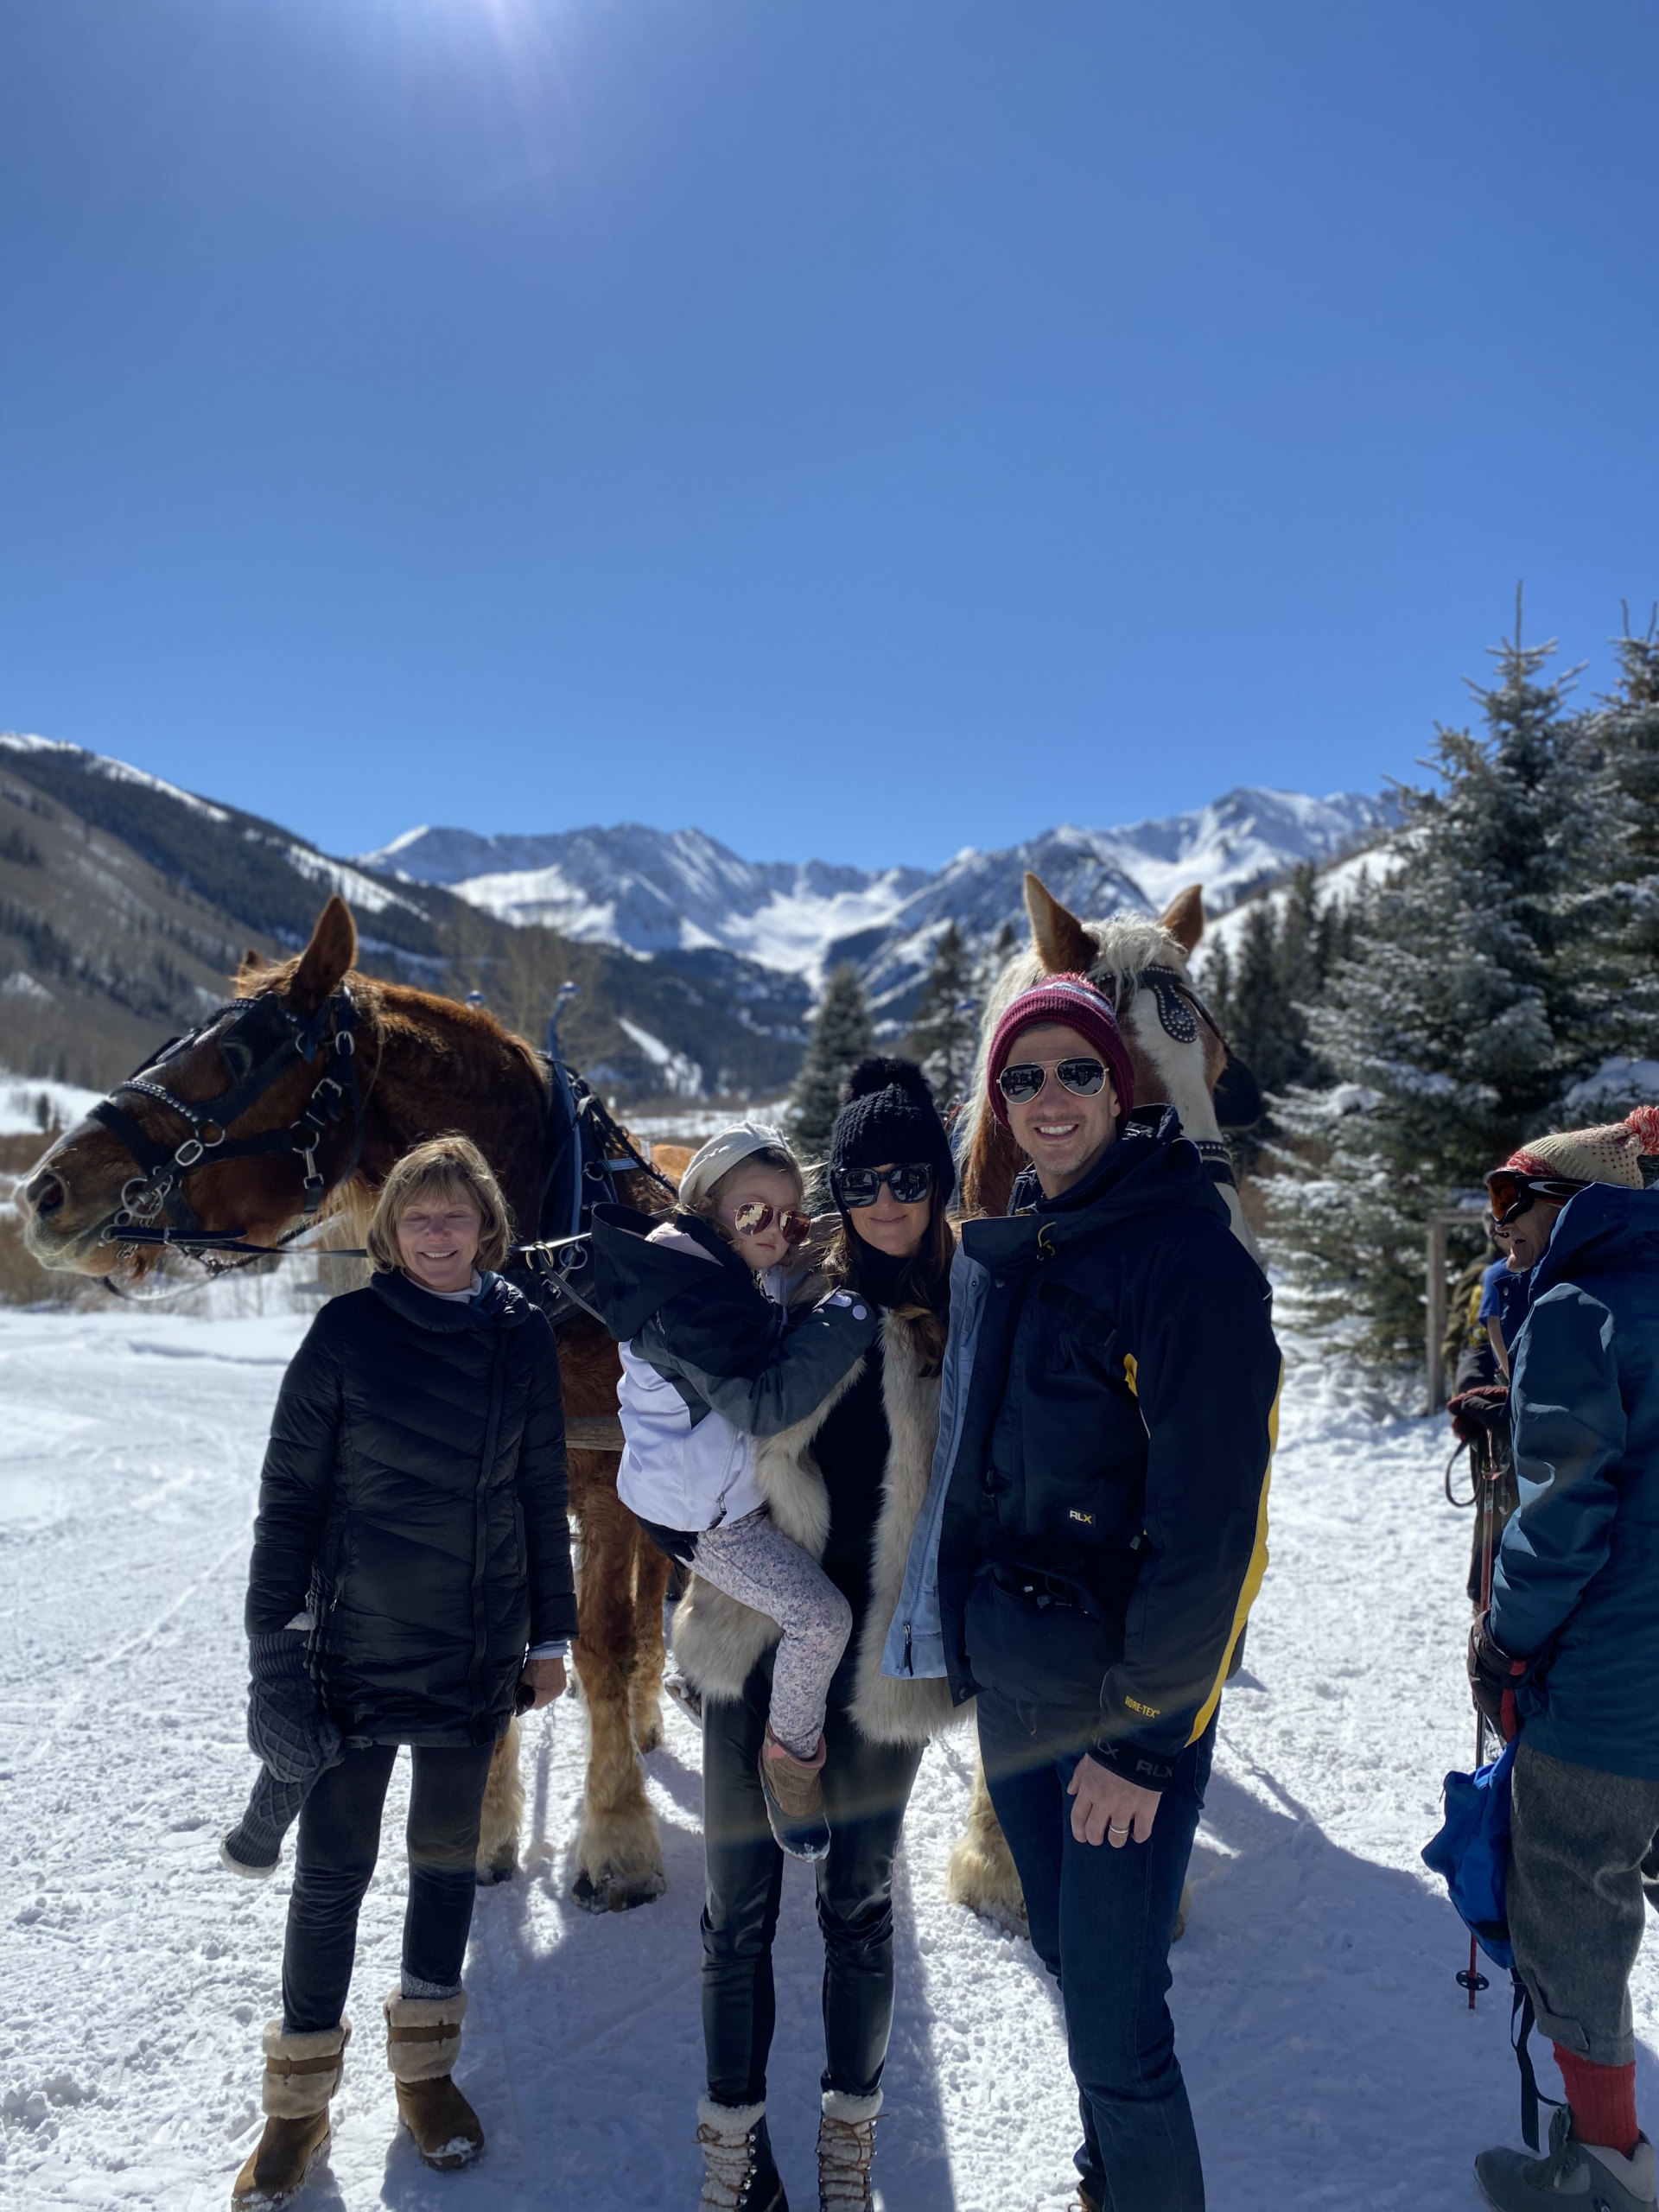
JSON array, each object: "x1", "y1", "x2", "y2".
[
  {"x1": 1483, "y1": 1167, "x2": 1586, "y2": 1227},
  {"x1": 831, "y1": 1163, "x2": 933, "y2": 1208},
  {"x1": 996, "y1": 1056, "x2": 1109, "y2": 1104},
  {"x1": 732, "y1": 1201, "x2": 813, "y2": 1243}
]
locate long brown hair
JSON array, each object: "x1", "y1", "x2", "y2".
[{"x1": 828, "y1": 1197, "x2": 954, "y2": 1376}]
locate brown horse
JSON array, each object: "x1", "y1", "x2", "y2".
[
  {"x1": 943, "y1": 870, "x2": 1253, "y2": 1924},
  {"x1": 17, "y1": 894, "x2": 684, "y2": 1910}
]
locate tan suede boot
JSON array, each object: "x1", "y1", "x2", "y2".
[
  {"x1": 384, "y1": 1990, "x2": 484, "y2": 2171},
  {"x1": 230, "y1": 2019, "x2": 348, "y2": 2209}
]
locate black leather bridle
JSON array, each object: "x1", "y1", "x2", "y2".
[
  {"x1": 87, "y1": 985, "x2": 364, "y2": 1247},
  {"x1": 1111, "y1": 961, "x2": 1247, "y2": 1191}
]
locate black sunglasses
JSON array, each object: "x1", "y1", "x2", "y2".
[
  {"x1": 996, "y1": 1057, "x2": 1109, "y2": 1105},
  {"x1": 831, "y1": 1163, "x2": 933, "y2": 1208}
]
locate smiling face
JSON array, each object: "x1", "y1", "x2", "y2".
[
  {"x1": 715, "y1": 1162, "x2": 806, "y2": 1273},
  {"x1": 848, "y1": 1166, "x2": 932, "y2": 1260},
  {"x1": 396, "y1": 1189, "x2": 483, "y2": 1294},
  {"x1": 1001, "y1": 1021, "x2": 1122, "y2": 1198}
]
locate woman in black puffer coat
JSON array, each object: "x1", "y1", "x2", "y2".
[{"x1": 231, "y1": 1135, "x2": 575, "y2": 2210}]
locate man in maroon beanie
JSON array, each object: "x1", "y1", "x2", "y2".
[{"x1": 902, "y1": 970, "x2": 1280, "y2": 2212}]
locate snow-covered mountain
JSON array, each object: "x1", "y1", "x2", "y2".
[{"x1": 362, "y1": 788, "x2": 1396, "y2": 1013}]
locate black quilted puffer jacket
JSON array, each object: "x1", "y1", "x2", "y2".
[{"x1": 245, "y1": 1269, "x2": 577, "y2": 1746}]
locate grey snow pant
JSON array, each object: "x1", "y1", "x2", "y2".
[{"x1": 1509, "y1": 1741, "x2": 1659, "y2": 2068}]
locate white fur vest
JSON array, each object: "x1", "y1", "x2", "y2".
[{"x1": 671, "y1": 1310, "x2": 963, "y2": 1746}]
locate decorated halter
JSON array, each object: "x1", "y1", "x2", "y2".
[
  {"x1": 1109, "y1": 961, "x2": 1255, "y2": 1188},
  {"x1": 90, "y1": 985, "x2": 363, "y2": 1244}
]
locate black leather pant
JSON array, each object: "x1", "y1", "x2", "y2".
[{"x1": 701, "y1": 1660, "x2": 924, "y2": 2107}]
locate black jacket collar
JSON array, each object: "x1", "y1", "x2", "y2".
[
  {"x1": 371, "y1": 1268, "x2": 527, "y2": 1333},
  {"x1": 967, "y1": 1105, "x2": 1227, "y2": 1271}
]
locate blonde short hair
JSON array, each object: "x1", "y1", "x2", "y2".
[{"x1": 365, "y1": 1135, "x2": 514, "y2": 1275}]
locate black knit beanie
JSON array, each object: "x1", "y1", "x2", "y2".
[{"x1": 829, "y1": 1057, "x2": 956, "y2": 1204}]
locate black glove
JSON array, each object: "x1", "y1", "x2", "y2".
[
  {"x1": 1467, "y1": 1617, "x2": 1526, "y2": 1744},
  {"x1": 1448, "y1": 1386, "x2": 1510, "y2": 1446},
  {"x1": 247, "y1": 1630, "x2": 341, "y2": 1786}
]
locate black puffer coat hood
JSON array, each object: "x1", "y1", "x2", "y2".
[{"x1": 245, "y1": 1269, "x2": 577, "y2": 1746}]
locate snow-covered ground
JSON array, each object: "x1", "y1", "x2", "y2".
[{"x1": 6, "y1": 1309, "x2": 1658, "y2": 2210}]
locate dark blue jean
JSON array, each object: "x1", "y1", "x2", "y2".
[{"x1": 979, "y1": 1695, "x2": 1214, "y2": 2212}]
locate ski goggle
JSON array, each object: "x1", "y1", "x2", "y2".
[
  {"x1": 830, "y1": 1163, "x2": 933, "y2": 1208},
  {"x1": 731, "y1": 1201, "x2": 813, "y2": 1244},
  {"x1": 996, "y1": 1056, "x2": 1110, "y2": 1105},
  {"x1": 1483, "y1": 1168, "x2": 1586, "y2": 1228}
]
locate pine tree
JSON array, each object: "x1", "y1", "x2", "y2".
[
  {"x1": 1582, "y1": 612, "x2": 1659, "y2": 1084},
  {"x1": 786, "y1": 964, "x2": 875, "y2": 1161},
  {"x1": 1265, "y1": 613, "x2": 1618, "y2": 1367},
  {"x1": 905, "y1": 922, "x2": 980, "y2": 1108}
]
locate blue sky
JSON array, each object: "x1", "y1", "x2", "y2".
[{"x1": 3, "y1": 0, "x2": 1656, "y2": 871}]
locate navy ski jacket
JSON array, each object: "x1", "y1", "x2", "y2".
[
  {"x1": 1491, "y1": 1185, "x2": 1659, "y2": 1778},
  {"x1": 885, "y1": 1106, "x2": 1281, "y2": 1783}
]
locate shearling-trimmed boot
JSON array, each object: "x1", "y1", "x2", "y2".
[
  {"x1": 817, "y1": 2088, "x2": 880, "y2": 2209},
  {"x1": 384, "y1": 1990, "x2": 484, "y2": 2171},
  {"x1": 230, "y1": 2018, "x2": 348, "y2": 2208},
  {"x1": 1477, "y1": 2107, "x2": 1657, "y2": 2209},
  {"x1": 696, "y1": 2098, "x2": 788, "y2": 2210}
]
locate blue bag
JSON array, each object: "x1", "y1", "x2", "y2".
[{"x1": 1421, "y1": 1736, "x2": 1517, "y2": 1968}]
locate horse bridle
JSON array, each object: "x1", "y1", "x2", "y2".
[
  {"x1": 1110, "y1": 961, "x2": 1238, "y2": 1192},
  {"x1": 88, "y1": 985, "x2": 364, "y2": 1243}
]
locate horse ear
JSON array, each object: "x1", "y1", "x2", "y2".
[
  {"x1": 288, "y1": 896, "x2": 358, "y2": 1014},
  {"x1": 1159, "y1": 884, "x2": 1205, "y2": 955},
  {"x1": 234, "y1": 947, "x2": 266, "y2": 995},
  {"x1": 1024, "y1": 873, "x2": 1096, "y2": 976}
]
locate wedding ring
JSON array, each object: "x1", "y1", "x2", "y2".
[{"x1": 1108, "y1": 1821, "x2": 1130, "y2": 1834}]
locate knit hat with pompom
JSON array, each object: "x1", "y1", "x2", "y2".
[
  {"x1": 1503, "y1": 1106, "x2": 1659, "y2": 1191},
  {"x1": 829, "y1": 1057, "x2": 956, "y2": 1204}
]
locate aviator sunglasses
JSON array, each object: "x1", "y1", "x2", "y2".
[
  {"x1": 996, "y1": 1056, "x2": 1110, "y2": 1105},
  {"x1": 830, "y1": 1163, "x2": 934, "y2": 1208},
  {"x1": 1483, "y1": 1167, "x2": 1586, "y2": 1229},
  {"x1": 732, "y1": 1200, "x2": 813, "y2": 1244}
]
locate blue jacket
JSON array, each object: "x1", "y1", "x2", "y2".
[
  {"x1": 883, "y1": 1107, "x2": 1280, "y2": 1779},
  {"x1": 1491, "y1": 1185, "x2": 1659, "y2": 1778}
]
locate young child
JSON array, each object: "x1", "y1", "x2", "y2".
[{"x1": 591, "y1": 1122, "x2": 878, "y2": 1859}]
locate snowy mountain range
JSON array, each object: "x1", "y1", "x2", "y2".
[{"x1": 361, "y1": 788, "x2": 1396, "y2": 1014}]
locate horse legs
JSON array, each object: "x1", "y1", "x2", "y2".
[
  {"x1": 628, "y1": 1522, "x2": 669, "y2": 1757},
  {"x1": 568, "y1": 1455, "x2": 667, "y2": 1913},
  {"x1": 475, "y1": 1717, "x2": 524, "y2": 1885},
  {"x1": 946, "y1": 1757, "x2": 1027, "y2": 1925}
]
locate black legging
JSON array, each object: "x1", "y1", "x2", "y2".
[
  {"x1": 282, "y1": 1741, "x2": 496, "y2": 2035},
  {"x1": 701, "y1": 1661, "x2": 924, "y2": 2107}
]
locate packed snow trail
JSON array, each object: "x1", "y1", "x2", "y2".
[{"x1": 6, "y1": 1302, "x2": 1659, "y2": 2209}]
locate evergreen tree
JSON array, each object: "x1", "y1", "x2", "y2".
[
  {"x1": 1265, "y1": 616, "x2": 1618, "y2": 1366},
  {"x1": 905, "y1": 922, "x2": 980, "y2": 1108},
  {"x1": 786, "y1": 964, "x2": 875, "y2": 1161},
  {"x1": 1582, "y1": 612, "x2": 1659, "y2": 1081}
]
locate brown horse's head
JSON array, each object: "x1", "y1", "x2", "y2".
[
  {"x1": 959, "y1": 872, "x2": 1256, "y2": 1251},
  {"x1": 20, "y1": 897, "x2": 364, "y2": 1276}
]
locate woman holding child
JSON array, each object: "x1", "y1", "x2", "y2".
[{"x1": 592, "y1": 1056, "x2": 961, "y2": 2212}]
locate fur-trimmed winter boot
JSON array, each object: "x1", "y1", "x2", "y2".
[
  {"x1": 383, "y1": 1990, "x2": 484, "y2": 2171},
  {"x1": 230, "y1": 2018, "x2": 349, "y2": 2208},
  {"x1": 817, "y1": 2088, "x2": 880, "y2": 2209},
  {"x1": 1477, "y1": 2107, "x2": 1657, "y2": 2209},
  {"x1": 695, "y1": 2097, "x2": 788, "y2": 2210}
]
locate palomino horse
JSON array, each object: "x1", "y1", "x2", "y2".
[
  {"x1": 943, "y1": 870, "x2": 1257, "y2": 1924},
  {"x1": 17, "y1": 895, "x2": 685, "y2": 1911}
]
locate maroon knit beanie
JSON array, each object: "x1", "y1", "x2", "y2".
[{"x1": 986, "y1": 974, "x2": 1136, "y2": 1129}]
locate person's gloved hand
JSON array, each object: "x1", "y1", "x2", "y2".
[
  {"x1": 1448, "y1": 1385, "x2": 1510, "y2": 1445},
  {"x1": 247, "y1": 1630, "x2": 341, "y2": 1785},
  {"x1": 1467, "y1": 1617, "x2": 1527, "y2": 1743}
]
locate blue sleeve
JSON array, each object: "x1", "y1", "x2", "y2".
[
  {"x1": 1476, "y1": 1262, "x2": 1510, "y2": 1325},
  {"x1": 1490, "y1": 1287, "x2": 1625, "y2": 1660}
]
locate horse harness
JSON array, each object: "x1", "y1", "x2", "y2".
[
  {"x1": 1111, "y1": 962, "x2": 1241, "y2": 1193},
  {"x1": 90, "y1": 985, "x2": 364, "y2": 1249}
]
